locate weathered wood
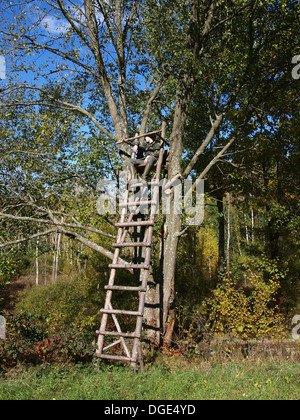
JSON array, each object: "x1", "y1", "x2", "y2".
[
  {"x1": 96, "y1": 353, "x2": 136, "y2": 363},
  {"x1": 108, "y1": 302, "x2": 131, "y2": 359},
  {"x1": 164, "y1": 173, "x2": 182, "y2": 192},
  {"x1": 104, "y1": 285, "x2": 146, "y2": 292},
  {"x1": 112, "y1": 242, "x2": 151, "y2": 248},
  {"x1": 103, "y1": 339, "x2": 122, "y2": 352},
  {"x1": 97, "y1": 123, "x2": 167, "y2": 370},
  {"x1": 116, "y1": 128, "x2": 162, "y2": 144},
  {"x1": 96, "y1": 330, "x2": 141, "y2": 339},
  {"x1": 115, "y1": 221, "x2": 154, "y2": 227},
  {"x1": 119, "y1": 200, "x2": 157, "y2": 208},
  {"x1": 109, "y1": 263, "x2": 150, "y2": 269},
  {"x1": 128, "y1": 180, "x2": 160, "y2": 187},
  {"x1": 100, "y1": 308, "x2": 144, "y2": 317}
]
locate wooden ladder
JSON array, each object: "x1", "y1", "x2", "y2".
[{"x1": 96, "y1": 122, "x2": 166, "y2": 371}]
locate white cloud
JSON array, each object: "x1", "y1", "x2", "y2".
[
  {"x1": 39, "y1": 2, "x2": 104, "y2": 36},
  {"x1": 41, "y1": 15, "x2": 71, "y2": 35},
  {"x1": 0, "y1": 55, "x2": 6, "y2": 80}
]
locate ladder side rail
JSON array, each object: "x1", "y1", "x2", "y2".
[{"x1": 97, "y1": 189, "x2": 129, "y2": 355}]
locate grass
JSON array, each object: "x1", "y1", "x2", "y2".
[{"x1": 0, "y1": 357, "x2": 299, "y2": 400}]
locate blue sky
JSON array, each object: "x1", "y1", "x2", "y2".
[
  {"x1": 1, "y1": 1, "x2": 84, "y2": 85},
  {"x1": 0, "y1": 0, "x2": 165, "y2": 143}
]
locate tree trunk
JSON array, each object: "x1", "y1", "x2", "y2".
[
  {"x1": 244, "y1": 213, "x2": 249, "y2": 244},
  {"x1": 55, "y1": 232, "x2": 62, "y2": 280},
  {"x1": 35, "y1": 238, "x2": 39, "y2": 286},
  {"x1": 160, "y1": 71, "x2": 194, "y2": 345},
  {"x1": 226, "y1": 193, "x2": 231, "y2": 278},
  {"x1": 52, "y1": 233, "x2": 56, "y2": 284},
  {"x1": 162, "y1": 209, "x2": 181, "y2": 345},
  {"x1": 251, "y1": 209, "x2": 255, "y2": 243},
  {"x1": 155, "y1": 0, "x2": 203, "y2": 343},
  {"x1": 216, "y1": 190, "x2": 225, "y2": 274},
  {"x1": 52, "y1": 232, "x2": 61, "y2": 283}
]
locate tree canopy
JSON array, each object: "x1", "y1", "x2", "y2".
[{"x1": 0, "y1": 0, "x2": 299, "y2": 343}]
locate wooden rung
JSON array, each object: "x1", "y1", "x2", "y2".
[
  {"x1": 104, "y1": 285, "x2": 146, "y2": 292},
  {"x1": 100, "y1": 308, "x2": 144, "y2": 316},
  {"x1": 96, "y1": 353, "x2": 136, "y2": 363},
  {"x1": 118, "y1": 128, "x2": 162, "y2": 144},
  {"x1": 128, "y1": 180, "x2": 160, "y2": 187},
  {"x1": 109, "y1": 263, "x2": 149, "y2": 269},
  {"x1": 119, "y1": 200, "x2": 157, "y2": 208},
  {"x1": 112, "y1": 242, "x2": 151, "y2": 248},
  {"x1": 103, "y1": 339, "x2": 122, "y2": 352},
  {"x1": 96, "y1": 330, "x2": 141, "y2": 339},
  {"x1": 115, "y1": 221, "x2": 154, "y2": 227}
]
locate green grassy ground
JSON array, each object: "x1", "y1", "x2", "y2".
[{"x1": 0, "y1": 358, "x2": 299, "y2": 400}]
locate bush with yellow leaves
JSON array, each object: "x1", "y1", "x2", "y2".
[{"x1": 203, "y1": 270, "x2": 287, "y2": 341}]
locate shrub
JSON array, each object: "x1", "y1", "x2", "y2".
[
  {"x1": 0, "y1": 313, "x2": 47, "y2": 370},
  {"x1": 0, "y1": 313, "x2": 96, "y2": 372},
  {"x1": 0, "y1": 275, "x2": 102, "y2": 372},
  {"x1": 14, "y1": 275, "x2": 101, "y2": 334},
  {"x1": 202, "y1": 270, "x2": 286, "y2": 340},
  {"x1": 33, "y1": 330, "x2": 95, "y2": 364}
]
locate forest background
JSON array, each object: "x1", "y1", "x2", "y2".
[{"x1": 0, "y1": 0, "x2": 299, "y2": 369}]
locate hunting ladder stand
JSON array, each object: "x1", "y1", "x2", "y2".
[{"x1": 96, "y1": 122, "x2": 167, "y2": 371}]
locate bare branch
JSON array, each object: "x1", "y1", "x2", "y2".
[
  {"x1": 139, "y1": 76, "x2": 168, "y2": 135},
  {"x1": 184, "y1": 133, "x2": 240, "y2": 204},
  {"x1": 59, "y1": 226, "x2": 130, "y2": 269},
  {"x1": 0, "y1": 220, "x2": 128, "y2": 269},
  {"x1": 182, "y1": 113, "x2": 223, "y2": 178},
  {"x1": 0, "y1": 85, "x2": 116, "y2": 141},
  {"x1": 55, "y1": 0, "x2": 91, "y2": 47},
  {"x1": 202, "y1": 1, "x2": 217, "y2": 38},
  {"x1": 0, "y1": 212, "x2": 115, "y2": 239},
  {"x1": 0, "y1": 229, "x2": 56, "y2": 249}
]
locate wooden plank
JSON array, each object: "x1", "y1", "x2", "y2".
[
  {"x1": 100, "y1": 308, "x2": 144, "y2": 317},
  {"x1": 96, "y1": 330, "x2": 136, "y2": 338},
  {"x1": 96, "y1": 330, "x2": 141, "y2": 339},
  {"x1": 103, "y1": 339, "x2": 122, "y2": 352},
  {"x1": 115, "y1": 221, "x2": 154, "y2": 227},
  {"x1": 116, "y1": 129, "x2": 163, "y2": 144},
  {"x1": 96, "y1": 353, "x2": 136, "y2": 363},
  {"x1": 127, "y1": 180, "x2": 160, "y2": 187},
  {"x1": 104, "y1": 285, "x2": 146, "y2": 292},
  {"x1": 112, "y1": 242, "x2": 151, "y2": 248},
  {"x1": 109, "y1": 263, "x2": 150, "y2": 270},
  {"x1": 119, "y1": 200, "x2": 157, "y2": 208}
]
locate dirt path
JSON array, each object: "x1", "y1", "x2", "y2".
[{"x1": 0, "y1": 276, "x2": 36, "y2": 312}]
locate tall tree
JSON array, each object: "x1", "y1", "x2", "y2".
[{"x1": 0, "y1": 0, "x2": 298, "y2": 343}]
